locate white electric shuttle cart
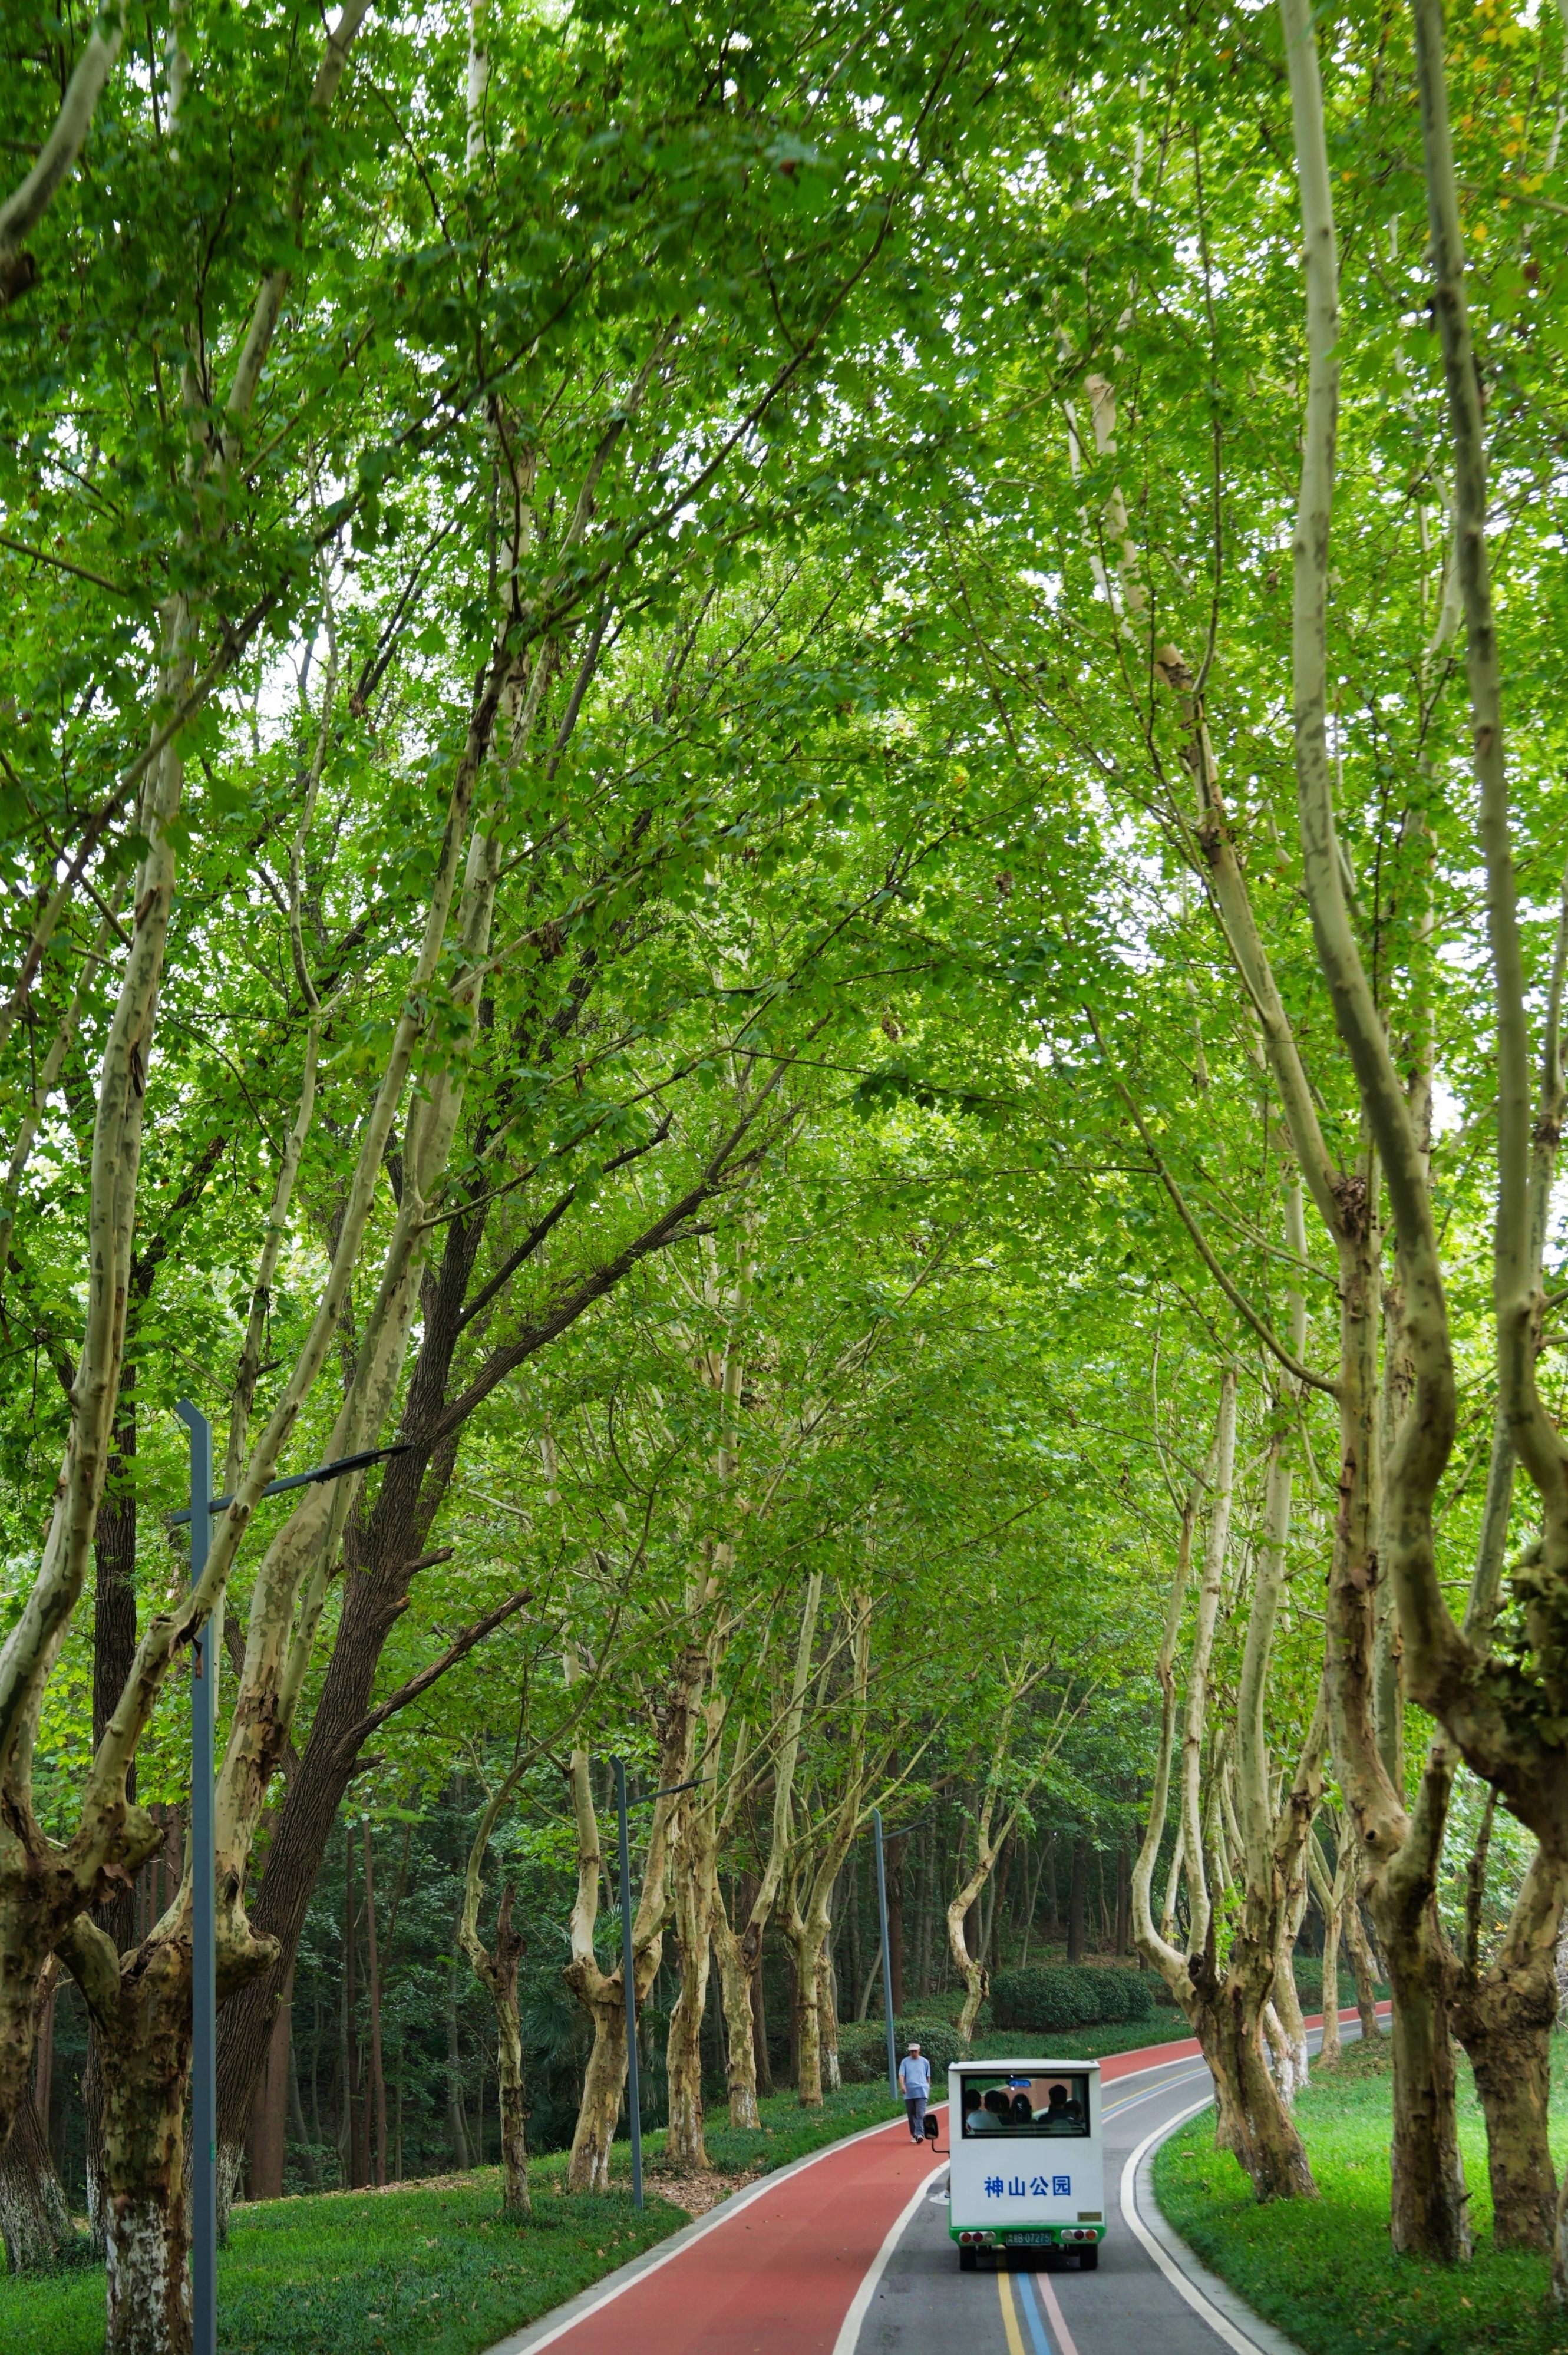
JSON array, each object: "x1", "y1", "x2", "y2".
[{"x1": 948, "y1": 2057, "x2": 1105, "y2": 2271}]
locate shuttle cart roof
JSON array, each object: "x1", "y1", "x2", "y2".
[{"x1": 947, "y1": 2056, "x2": 1102, "y2": 2073}]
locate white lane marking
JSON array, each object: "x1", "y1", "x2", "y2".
[
  {"x1": 831, "y1": 2165, "x2": 947, "y2": 2355},
  {"x1": 1102, "y1": 2066, "x2": 1212, "y2": 2119},
  {"x1": 1120, "y1": 2099, "x2": 1275, "y2": 2355}
]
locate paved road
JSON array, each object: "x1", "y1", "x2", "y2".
[
  {"x1": 845, "y1": 2047, "x2": 1217, "y2": 2355},
  {"x1": 847, "y1": 2024, "x2": 1375, "y2": 2355},
  {"x1": 503, "y1": 2014, "x2": 1379, "y2": 2355}
]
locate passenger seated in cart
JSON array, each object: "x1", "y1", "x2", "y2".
[
  {"x1": 1042, "y1": 2081, "x2": 1082, "y2": 2131},
  {"x1": 959, "y1": 2073, "x2": 1092, "y2": 2138},
  {"x1": 948, "y1": 2058, "x2": 1104, "y2": 2270}
]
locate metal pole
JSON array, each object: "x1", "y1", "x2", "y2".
[
  {"x1": 873, "y1": 1808, "x2": 897, "y2": 2100},
  {"x1": 175, "y1": 1401, "x2": 217, "y2": 2355},
  {"x1": 615, "y1": 1761, "x2": 643, "y2": 2209}
]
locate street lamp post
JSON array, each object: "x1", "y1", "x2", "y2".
[
  {"x1": 171, "y1": 1408, "x2": 414, "y2": 2353},
  {"x1": 872, "y1": 1808, "x2": 897, "y2": 2100}
]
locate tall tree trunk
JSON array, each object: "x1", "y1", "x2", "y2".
[
  {"x1": 87, "y1": 1937, "x2": 194, "y2": 2355},
  {"x1": 1066, "y1": 1838, "x2": 1088, "y2": 1964},
  {"x1": 1447, "y1": 1840, "x2": 1563, "y2": 2254},
  {"x1": 752, "y1": 1923, "x2": 773, "y2": 2097},
  {"x1": 787, "y1": 1917, "x2": 828, "y2": 2108},
  {"x1": 664, "y1": 1806, "x2": 714, "y2": 2171},
  {"x1": 362, "y1": 1822, "x2": 387, "y2": 2188},
  {"x1": 560, "y1": 1647, "x2": 691, "y2": 2188},
  {"x1": 1309, "y1": 1837, "x2": 1346, "y2": 2063},
  {"x1": 85, "y1": 1402, "x2": 141, "y2": 2256},
  {"x1": 786, "y1": 1946, "x2": 800, "y2": 2088},
  {"x1": 286, "y1": 2019, "x2": 317, "y2": 2188},
  {"x1": 0, "y1": 2082, "x2": 72, "y2": 2273},
  {"x1": 455, "y1": 1764, "x2": 534, "y2": 2215},
  {"x1": 247, "y1": 1961, "x2": 295, "y2": 2202},
  {"x1": 345, "y1": 1832, "x2": 364, "y2": 2189},
  {"x1": 1319, "y1": 1920, "x2": 1342, "y2": 2061},
  {"x1": 461, "y1": 1882, "x2": 529, "y2": 2219},
  {"x1": 569, "y1": 1990, "x2": 629, "y2": 2192},
  {"x1": 1181, "y1": 1910, "x2": 1316, "y2": 2201},
  {"x1": 712, "y1": 1893, "x2": 760, "y2": 2128},
  {"x1": 818, "y1": 1946, "x2": 840, "y2": 2093},
  {"x1": 1342, "y1": 1887, "x2": 1380, "y2": 2042},
  {"x1": 1372, "y1": 1759, "x2": 1471, "y2": 2261},
  {"x1": 445, "y1": 1959, "x2": 471, "y2": 2169}
]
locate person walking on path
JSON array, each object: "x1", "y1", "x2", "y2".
[{"x1": 898, "y1": 2042, "x2": 932, "y2": 2143}]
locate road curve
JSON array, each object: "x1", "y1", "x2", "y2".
[
  {"x1": 493, "y1": 2014, "x2": 1375, "y2": 2355},
  {"x1": 849, "y1": 2015, "x2": 1379, "y2": 2355}
]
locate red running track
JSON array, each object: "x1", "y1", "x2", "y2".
[
  {"x1": 523, "y1": 2007, "x2": 1385, "y2": 2355},
  {"x1": 527, "y1": 2109, "x2": 940, "y2": 2355}
]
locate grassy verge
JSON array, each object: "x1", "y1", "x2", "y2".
[
  {"x1": 0, "y1": 2085, "x2": 898, "y2": 2355},
  {"x1": 0, "y1": 2157, "x2": 682, "y2": 2355},
  {"x1": 0, "y1": 2167, "x2": 682, "y2": 2355},
  {"x1": 1, "y1": 2019, "x2": 1198, "y2": 2355},
  {"x1": 1153, "y1": 2033, "x2": 1568, "y2": 2355}
]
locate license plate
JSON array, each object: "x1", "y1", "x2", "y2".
[{"x1": 1008, "y1": 2234, "x2": 1053, "y2": 2246}]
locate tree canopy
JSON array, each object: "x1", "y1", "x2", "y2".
[{"x1": 4, "y1": 0, "x2": 1568, "y2": 2341}]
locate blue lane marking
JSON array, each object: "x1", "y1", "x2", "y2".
[{"x1": 1018, "y1": 2269, "x2": 1055, "y2": 2355}]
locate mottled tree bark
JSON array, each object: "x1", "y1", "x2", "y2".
[{"x1": 0, "y1": 2081, "x2": 71, "y2": 2272}]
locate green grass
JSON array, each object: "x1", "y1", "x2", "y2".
[
  {"x1": 1153, "y1": 2033, "x2": 1568, "y2": 2355},
  {"x1": 0, "y1": 2169, "x2": 684, "y2": 2355},
  {"x1": 0, "y1": 2081, "x2": 934, "y2": 2355},
  {"x1": 1, "y1": 2017, "x2": 1200, "y2": 2355}
]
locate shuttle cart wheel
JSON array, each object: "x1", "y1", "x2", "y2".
[
  {"x1": 959, "y1": 2246, "x2": 978, "y2": 2273},
  {"x1": 1079, "y1": 2244, "x2": 1099, "y2": 2272}
]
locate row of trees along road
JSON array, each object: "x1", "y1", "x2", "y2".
[{"x1": 5, "y1": 0, "x2": 1568, "y2": 2343}]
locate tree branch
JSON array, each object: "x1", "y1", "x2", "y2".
[
  {"x1": 332, "y1": 1587, "x2": 533, "y2": 1766},
  {"x1": 0, "y1": 5, "x2": 126, "y2": 304}
]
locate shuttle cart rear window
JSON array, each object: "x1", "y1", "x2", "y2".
[{"x1": 958, "y1": 2073, "x2": 1091, "y2": 2138}]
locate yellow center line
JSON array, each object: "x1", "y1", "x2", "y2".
[{"x1": 997, "y1": 2268, "x2": 1028, "y2": 2355}]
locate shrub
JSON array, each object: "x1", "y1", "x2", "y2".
[
  {"x1": 837, "y1": 2016, "x2": 964, "y2": 2086},
  {"x1": 989, "y1": 1965, "x2": 1158, "y2": 2033},
  {"x1": 1292, "y1": 1958, "x2": 1386, "y2": 2012}
]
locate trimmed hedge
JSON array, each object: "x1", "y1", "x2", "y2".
[
  {"x1": 989, "y1": 1966, "x2": 1158, "y2": 2033},
  {"x1": 837, "y1": 2016, "x2": 964, "y2": 2086}
]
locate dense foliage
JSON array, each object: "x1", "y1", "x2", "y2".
[{"x1": 2, "y1": 0, "x2": 1567, "y2": 2340}]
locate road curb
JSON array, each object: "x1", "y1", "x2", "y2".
[{"x1": 1124, "y1": 2101, "x2": 1310, "y2": 2355}]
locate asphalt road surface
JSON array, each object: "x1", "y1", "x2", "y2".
[
  {"x1": 846, "y1": 2030, "x2": 1358, "y2": 2355},
  {"x1": 504, "y1": 2017, "x2": 1379, "y2": 2355}
]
